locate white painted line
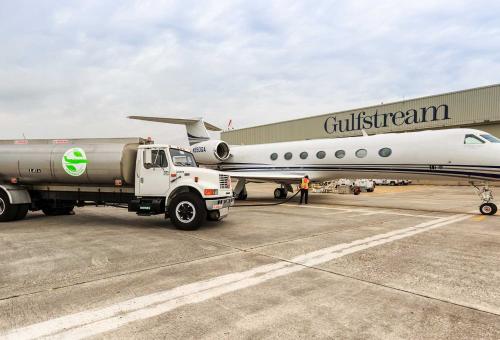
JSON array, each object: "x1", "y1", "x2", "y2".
[
  {"x1": 327, "y1": 210, "x2": 355, "y2": 216},
  {"x1": 359, "y1": 211, "x2": 379, "y2": 216},
  {"x1": 1, "y1": 214, "x2": 470, "y2": 340},
  {"x1": 282, "y1": 203, "x2": 444, "y2": 219}
]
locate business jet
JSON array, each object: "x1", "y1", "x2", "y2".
[{"x1": 129, "y1": 116, "x2": 500, "y2": 215}]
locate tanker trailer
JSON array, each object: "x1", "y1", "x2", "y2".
[{"x1": 0, "y1": 138, "x2": 233, "y2": 230}]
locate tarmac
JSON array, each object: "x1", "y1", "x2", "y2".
[{"x1": 0, "y1": 184, "x2": 499, "y2": 339}]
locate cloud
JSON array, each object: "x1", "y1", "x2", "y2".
[{"x1": 0, "y1": 0, "x2": 499, "y2": 144}]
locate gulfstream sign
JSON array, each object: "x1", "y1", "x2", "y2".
[{"x1": 324, "y1": 104, "x2": 450, "y2": 134}]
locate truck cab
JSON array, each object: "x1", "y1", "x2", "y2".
[{"x1": 131, "y1": 145, "x2": 234, "y2": 230}]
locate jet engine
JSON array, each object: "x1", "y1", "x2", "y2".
[{"x1": 190, "y1": 140, "x2": 231, "y2": 164}]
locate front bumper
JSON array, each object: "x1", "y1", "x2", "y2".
[{"x1": 205, "y1": 197, "x2": 234, "y2": 210}]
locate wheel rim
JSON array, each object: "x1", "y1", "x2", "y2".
[
  {"x1": 175, "y1": 201, "x2": 196, "y2": 223},
  {"x1": 0, "y1": 198, "x2": 5, "y2": 215},
  {"x1": 483, "y1": 205, "x2": 492, "y2": 214}
]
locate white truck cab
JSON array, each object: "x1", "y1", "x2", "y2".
[{"x1": 131, "y1": 145, "x2": 234, "y2": 229}]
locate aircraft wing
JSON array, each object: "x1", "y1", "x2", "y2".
[{"x1": 223, "y1": 171, "x2": 304, "y2": 183}]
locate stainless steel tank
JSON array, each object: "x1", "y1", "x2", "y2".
[{"x1": 0, "y1": 138, "x2": 147, "y2": 185}]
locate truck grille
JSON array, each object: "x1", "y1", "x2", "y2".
[{"x1": 219, "y1": 174, "x2": 230, "y2": 189}]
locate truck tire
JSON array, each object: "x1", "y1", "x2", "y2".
[
  {"x1": 42, "y1": 206, "x2": 75, "y2": 216},
  {"x1": 168, "y1": 192, "x2": 206, "y2": 230},
  {"x1": 0, "y1": 191, "x2": 19, "y2": 222},
  {"x1": 14, "y1": 204, "x2": 30, "y2": 221}
]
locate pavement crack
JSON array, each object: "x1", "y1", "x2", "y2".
[
  {"x1": 0, "y1": 250, "x2": 241, "y2": 302},
  {"x1": 246, "y1": 249, "x2": 500, "y2": 318}
]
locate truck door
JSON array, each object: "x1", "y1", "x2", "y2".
[{"x1": 137, "y1": 148, "x2": 170, "y2": 197}]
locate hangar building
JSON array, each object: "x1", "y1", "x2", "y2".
[{"x1": 221, "y1": 84, "x2": 500, "y2": 145}]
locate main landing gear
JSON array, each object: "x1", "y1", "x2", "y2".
[
  {"x1": 234, "y1": 179, "x2": 248, "y2": 201},
  {"x1": 274, "y1": 184, "x2": 292, "y2": 200},
  {"x1": 274, "y1": 188, "x2": 287, "y2": 199},
  {"x1": 472, "y1": 182, "x2": 497, "y2": 215}
]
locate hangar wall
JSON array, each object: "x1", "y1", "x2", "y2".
[{"x1": 222, "y1": 84, "x2": 500, "y2": 145}]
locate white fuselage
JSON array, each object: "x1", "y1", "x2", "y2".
[{"x1": 216, "y1": 129, "x2": 500, "y2": 182}]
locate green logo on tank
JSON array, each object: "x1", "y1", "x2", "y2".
[{"x1": 62, "y1": 147, "x2": 88, "y2": 176}]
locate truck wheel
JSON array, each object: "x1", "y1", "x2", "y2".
[
  {"x1": 14, "y1": 204, "x2": 30, "y2": 221},
  {"x1": 58, "y1": 207, "x2": 75, "y2": 215},
  {"x1": 169, "y1": 193, "x2": 206, "y2": 230},
  {"x1": 42, "y1": 206, "x2": 74, "y2": 216},
  {"x1": 0, "y1": 191, "x2": 19, "y2": 222},
  {"x1": 353, "y1": 187, "x2": 361, "y2": 195}
]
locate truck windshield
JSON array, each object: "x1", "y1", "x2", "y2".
[{"x1": 169, "y1": 149, "x2": 198, "y2": 167}]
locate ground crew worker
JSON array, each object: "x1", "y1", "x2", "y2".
[{"x1": 299, "y1": 175, "x2": 310, "y2": 205}]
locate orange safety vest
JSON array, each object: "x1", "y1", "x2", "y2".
[{"x1": 300, "y1": 178, "x2": 310, "y2": 190}]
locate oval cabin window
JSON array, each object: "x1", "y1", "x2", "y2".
[
  {"x1": 378, "y1": 148, "x2": 392, "y2": 157},
  {"x1": 335, "y1": 150, "x2": 346, "y2": 159},
  {"x1": 355, "y1": 149, "x2": 367, "y2": 158},
  {"x1": 316, "y1": 151, "x2": 326, "y2": 159}
]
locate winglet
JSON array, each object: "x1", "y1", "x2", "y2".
[{"x1": 361, "y1": 130, "x2": 369, "y2": 137}]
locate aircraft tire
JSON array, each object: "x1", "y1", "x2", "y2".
[
  {"x1": 236, "y1": 192, "x2": 248, "y2": 200},
  {"x1": 207, "y1": 210, "x2": 221, "y2": 221},
  {"x1": 274, "y1": 188, "x2": 287, "y2": 199},
  {"x1": 480, "y1": 203, "x2": 497, "y2": 215}
]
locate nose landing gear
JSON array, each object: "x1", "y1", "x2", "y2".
[{"x1": 472, "y1": 182, "x2": 497, "y2": 215}]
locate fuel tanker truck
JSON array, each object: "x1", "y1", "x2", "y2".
[{"x1": 0, "y1": 137, "x2": 234, "y2": 230}]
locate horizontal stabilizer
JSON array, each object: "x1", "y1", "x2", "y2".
[{"x1": 128, "y1": 116, "x2": 222, "y2": 131}]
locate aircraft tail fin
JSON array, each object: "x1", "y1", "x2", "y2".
[{"x1": 128, "y1": 116, "x2": 222, "y2": 145}]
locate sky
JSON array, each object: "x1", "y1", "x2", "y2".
[{"x1": 0, "y1": 0, "x2": 499, "y2": 146}]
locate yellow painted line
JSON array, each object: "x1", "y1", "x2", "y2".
[{"x1": 472, "y1": 215, "x2": 486, "y2": 222}]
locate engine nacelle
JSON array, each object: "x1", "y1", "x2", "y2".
[{"x1": 191, "y1": 140, "x2": 231, "y2": 164}]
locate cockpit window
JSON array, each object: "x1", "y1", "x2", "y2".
[
  {"x1": 480, "y1": 134, "x2": 500, "y2": 143},
  {"x1": 169, "y1": 148, "x2": 198, "y2": 167},
  {"x1": 464, "y1": 134, "x2": 485, "y2": 144}
]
